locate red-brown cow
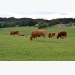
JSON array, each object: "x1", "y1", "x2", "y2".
[
  {"x1": 52, "y1": 32, "x2": 56, "y2": 37},
  {"x1": 30, "y1": 30, "x2": 46, "y2": 41},
  {"x1": 48, "y1": 32, "x2": 56, "y2": 38},
  {"x1": 10, "y1": 30, "x2": 19, "y2": 35},
  {"x1": 48, "y1": 32, "x2": 52, "y2": 38},
  {"x1": 57, "y1": 31, "x2": 67, "y2": 39}
]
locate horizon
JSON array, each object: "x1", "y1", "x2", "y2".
[{"x1": 0, "y1": 12, "x2": 75, "y2": 20}]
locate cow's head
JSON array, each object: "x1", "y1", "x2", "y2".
[
  {"x1": 30, "y1": 36, "x2": 33, "y2": 41},
  {"x1": 57, "y1": 35, "x2": 59, "y2": 39}
]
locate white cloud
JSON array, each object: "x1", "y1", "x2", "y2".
[
  {"x1": 0, "y1": 0, "x2": 75, "y2": 19},
  {"x1": 0, "y1": 12, "x2": 75, "y2": 20}
]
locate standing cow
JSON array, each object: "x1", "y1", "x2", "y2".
[
  {"x1": 10, "y1": 30, "x2": 19, "y2": 35},
  {"x1": 30, "y1": 30, "x2": 46, "y2": 41},
  {"x1": 52, "y1": 32, "x2": 56, "y2": 37},
  {"x1": 57, "y1": 31, "x2": 67, "y2": 39},
  {"x1": 48, "y1": 32, "x2": 55, "y2": 38},
  {"x1": 48, "y1": 32, "x2": 52, "y2": 38}
]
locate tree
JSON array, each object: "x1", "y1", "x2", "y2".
[
  {"x1": 48, "y1": 19, "x2": 59, "y2": 26},
  {"x1": 38, "y1": 22, "x2": 48, "y2": 29},
  {"x1": 28, "y1": 20, "x2": 35, "y2": 26},
  {"x1": 0, "y1": 23, "x2": 2, "y2": 28}
]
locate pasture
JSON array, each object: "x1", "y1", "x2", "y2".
[{"x1": 0, "y1": 26, "x2": 75, "y2": 60}]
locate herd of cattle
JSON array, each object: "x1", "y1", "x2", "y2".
[{"x1": 10, "y1": 30, "x2": 67, "y2": 41}]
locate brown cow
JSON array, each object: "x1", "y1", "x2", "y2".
[
  {"x1": 48, "y1": 32, "x2": 55, "y2": 38},
  {"x1": 48, "y1": 32, "x2": 52, "y2": 38},
  {"x1": 52, "y1": 32, "x2": 56, "y2": 37},
  {"x1": 30, "y1": 30, "x2": 46, "y2": 41},
  {"x1": 19, "y1": 34, "x2": 25, "y2": 36},
  {"x1": 57, "y1": 31, "x2": 67, "y2": 39},
  {"x1": 10, "y1": 30, "x2": 19, "y2": 35}
]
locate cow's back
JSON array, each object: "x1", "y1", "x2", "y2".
[
  {"x1": 36, "y1": 30, "x2": 46, "y2": 37},
  {"x1": 30, "y1": 30, "x2": 46, "y2": 40},
  {"x1": 10, "y1": 30, "x2": 19, "y2": 35}
]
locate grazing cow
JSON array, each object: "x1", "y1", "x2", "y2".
[
  {"x1": 48, "y1": 32, "x2": 55, "y2": 38},
  {"x1": 57, "y1": 31, "x2": 67, "y2": 39},
  {"x1": 48, "y1": 32, "x2": 52, "y2": 38},
  {"x1": 52, "y1": 32, "x2": 56, "y2": 37},
  {"x1": 10, "y1": 30, "x2": 19, "y2": 35},
  {"x1": 30, "y1": 30, "x2": 46, "y2": 41},
  {"x1": 19, "y1": 34, "x2": 25, "y2": 36}
]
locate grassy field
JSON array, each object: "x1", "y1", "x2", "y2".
[{"x1": 0, "y1": 26, "x2": 75, "y2": 61}]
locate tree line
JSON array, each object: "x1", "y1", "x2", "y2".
[{"x1": 0, "y1": 17, "x2": 75, "y2": 29}]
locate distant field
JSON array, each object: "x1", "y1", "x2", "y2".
[{"x1": 0, "y1": 26, "x2": 75, "y2": 60}]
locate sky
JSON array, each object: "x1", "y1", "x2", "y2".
[{"x1": 0, "y1": 0, "x2": 75, "y2": 20}]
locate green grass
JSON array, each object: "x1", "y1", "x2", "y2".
[{"x1": 0, "y1": 26, "x2": 75, "y2": 61}]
